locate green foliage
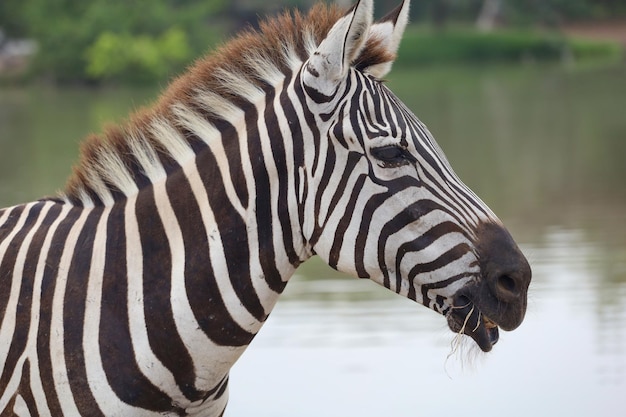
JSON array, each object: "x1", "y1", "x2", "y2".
[
  {"x1": 85, "y1": 28, "x2": 191, "y2": 83},
  {"x1": 1, "y1": 0, "x2": 226, "y2": 83},
  {"x1": 395, "y1": 27, "x2": 623, "y2": 66},
  {"x1": 568, "y1": 37, "x2": 624, "y2": 61},
  {"x1": 407, "y1": 0, "x2": 626, "y2": 25},
  {"x1": 503, "y1": 0, "x2": 592, "y2": 26},
  {"x1": 2, "y1": 0, "x2": 625, "y2": 84}
]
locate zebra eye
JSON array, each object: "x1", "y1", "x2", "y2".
[{"x1": 371, "y1": 145, "x2": 414, "y2": 168}]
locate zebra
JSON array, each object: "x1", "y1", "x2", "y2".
[{"x1": 0, "y1": 0, "x2": 531, "y2": 415}]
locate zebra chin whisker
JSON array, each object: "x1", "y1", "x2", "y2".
[
  {"x1": 449, "y1": 300, "x2": 473, "y2": 311},
  {"x1": 444, "y1": 305, "x2": 478, "y2": 373}
]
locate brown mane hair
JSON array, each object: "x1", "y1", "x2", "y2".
[{"x1": 63, "y1": 3, "x2": 394, "y2": 205}]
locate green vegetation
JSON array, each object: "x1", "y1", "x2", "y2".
[
  {"x1": 1, "y1": 0, "x2": 624, "y2": 84},
  {"x1": 85, "y1": 28, "x2": 192, "y2": 83},
  {"x1": 396, "y1": 27, "x2": 624, "y2": 66},
  {"x1": 0, "y1": 0, "x2": 226, "y2": 83}
]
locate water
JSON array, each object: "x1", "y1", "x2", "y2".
[{"x1": 1, "y1": 64, "x2": 625, "y2": 416}]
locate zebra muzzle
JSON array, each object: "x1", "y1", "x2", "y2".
[{"x1": 447, "y1": 295, "x2": 500, "y2": 352}]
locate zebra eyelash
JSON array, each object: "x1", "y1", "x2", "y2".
[{"x1": 370, "y1": 145, "x2": 416, "y2": 168}]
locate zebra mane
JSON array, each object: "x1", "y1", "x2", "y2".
[{"x1": 62, "y1": 3, "x2": 394, "y2": 207}]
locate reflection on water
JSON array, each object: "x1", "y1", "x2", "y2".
[
  {"x1": 531, "y1": 227, "x2": 626, "y2": 387},
  {"x1": 1, "y1": 64, "x2": 625, "y2": 416},
  {"x1": 228, "y1": 233, "x2": 625, "y2": 416}
]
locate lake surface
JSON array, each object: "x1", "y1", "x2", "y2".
[{"x1": 1, "y1": 64, "x2": 625, "y2": 416}]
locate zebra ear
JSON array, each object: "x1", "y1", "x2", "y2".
[
  {"x1": 364, "y1": 0, "x2": 410, "y2": 78},
  {"x1": 303, "y1": 0, "x2": 373, "y2": 98}
]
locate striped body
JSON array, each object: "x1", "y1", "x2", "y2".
[{"x1": 0, "y1": 1, "x2": 531, "y2": 415}]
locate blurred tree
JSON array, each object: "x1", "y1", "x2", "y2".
[
  {"x1": 2, "y1": 0, "x2": 626, "y2": 83},
  {"x1": 499, "y1": 0, "x2": 626, "y2": 26},
  {"x1": 476, "y1": 0, "x2": 502, "y2": 31},
  {"x1": 1, "y1": 0, "x2": 226, "y2": 83}
]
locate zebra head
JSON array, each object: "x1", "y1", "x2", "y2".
[{"x1": 298, "y1": 0, "x2": 531, "y2": 352}]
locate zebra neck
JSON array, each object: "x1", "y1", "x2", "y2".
[{"x1": 58, "y1": 66, "x2": 313, "y2": 322}]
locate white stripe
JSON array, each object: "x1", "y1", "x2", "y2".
[
  {"x1": 82, "y1": 205, "x2": 156, "y2": 416},
  {"x1": 0, "y1": 202, "x2": 53, "y2": 410},
  {"x1": 49, "y1": 208, "x2": 90, "y2": 416},
  {"x1": 193, "y1": 91, "x2": 255, "y2": 229},
  {"x1": 124, "y1": 195, "x2": 188, "y2": 404},
  {"x1": 127, "y1": 132, "x2": 167, "y2": 183},
  {"x1": 182, "y1": 161, "x2": 262, "y2": 333},
  {"x1": 194, "y1": 90, "x2": 245, "y2": 122},
  {"x1": 26, "y1": 203, "x2": 73, "y2": 417},
  {"x1": 281, "y1": 42, "x2": 302, "y2": 71},
  {"x1": 0, "y1": 206, "x2": 12, "y2": 226},
  {"x1": 152, "y1": 179, "x2": 248, "y2": 393},
  {"x1": 84, "y1": 166, "x2": 115, "y2": 207},
  {"x1": 94, "y1": 147, "x2": 139, "y2": 198},
  {"x1": 150, "y1": 118, "x2": 196, "y2": 167},
  {"x1": 0, "y1": 203, "x2": 48, "y2": 370},
  {"x1": 12, "y1": 394, "x2": 30, "y2": 417},
  {"x1": 252, "y1": 95, "x2": 296, "y2": 297},
  {"x1": 213, "y1": 67, "x2": 265, "y2": 103},
  {"x1": 274, "y1": 76, "x2": 308, "y2": 258},
  {"x1": 171, "y1": 105, "x2": 245, "y2": 219}
]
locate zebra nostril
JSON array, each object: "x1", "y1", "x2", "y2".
[{"x1": 496, "y1": 275, "x2": 519, "y2": 298}]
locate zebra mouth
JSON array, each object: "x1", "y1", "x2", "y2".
[{"x1": 446, "y1": 295, "x2": 500, "y2": 352}]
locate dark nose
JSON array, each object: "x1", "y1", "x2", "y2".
[{"x1": 477, "y1": 222, "x2": 532, "y2": 305}]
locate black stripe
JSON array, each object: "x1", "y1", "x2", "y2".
[
  {"x1": 0, "y1": 203, "x2": 60, "y2": 394},
  {"x1": 214, "y1": 375, "x2": 229, "y2": 400},
  {"x1": 135, "y1": 187, "x2": 197, "y2": 405},
  {"x1": 319, "y1": 73, "x2": 354, "y2": 123},
  {"x1": 293, "y1": 71, "x2": 322, "y2": 175},
  {"x1": 202, "y1": 374, "x2": 229, "y2": 402},
  {"x1": 363, "y1": 75, "x2": 387, "y2": 131},
  {"x1": 382, "y1": 87, "x2": 407, "y2": 139},
  {"x1": 408, "y1": 243, "x2": 473, "y2": 300},
  {"x1": 420, "y1": 272, "x2": 477, "y2": 306},
  {"x1": 310, "y1": 137, "x2": 336, "y2": 243},
  {"x1": 63, "y1": 207, "x2": 106, "y2": 416},
  {"x1": 394, "y1": 221, "x2": 467, "y2": 292},
  {"x1": 213, "y1": 119, "x2": 249, "y2": 209},
  {"x1": 303, "y1": 83, "x2": 337, "y2": 104},
  {"x1": 0, "y1": 203, "x2": 44, "y2": 395},
  {"x1": 0, "y1": 206, "x2": 24, "y2": 244},
  {"x1": 328, "y1": 173, "x2": 367, "y2": 270},
  {"x1": 358, "y1": 82, "x2": 389, "y2": 140},
  {"x1": 280, "y1": 76, "x2": 307, "y2": 242},
  {"x1": 401, "y1": 108, "x2": 487, "y2": 224},
  {"x1": 354, "y1": 192, "x2": 396, "y2": 279},
  {"x1": 18, "y1": 360, "x2": 39, "y2": 417},
  {"x1": 165, "y1": 167, "x2": 253, "y2": 380},
  {"x1": 56, "y1": 208, "x2": 103, "y2": 416},
  {"x1": 348, "y1": 77, "x2": 367, "y2": 148},
  {"x1": 38, "y1": 206, "x2": 82, "y2": 416},
  {"x1": 164, "y1": 171, "x2": 217, "y2": 400},
  {"x1": 325, "y1": 151, "x2": 364, "y2": 225},
  {"x1": 246, "y1": 100, "x2": 287, "y2": 294},
  {"x1": 376, "y1": 199, "x2": 445, "y2": 289},
  {"x1": 265, "y1": 84, "x2": 301, "y2": 268},
  {"x1": 0, "y1": 205, "x2": 28, "y2": 323},
  {"x1": 0, "y1": 396, "x2": 15, "y2": 417},
  {"x1": 101, "y1": 202, "x2": 173, "y2": 411},
  {"x1": 194, "y1": 150, "x2": 262, "y2": 339}
]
